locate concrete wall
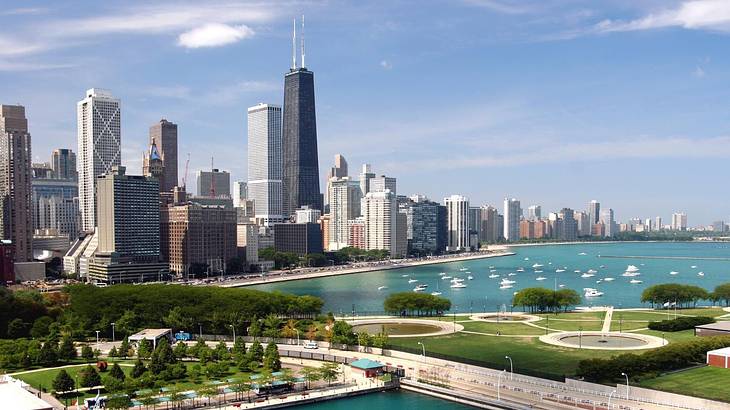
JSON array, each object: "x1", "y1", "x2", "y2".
[{"x1": 14, "y1": 261, "x2": 45, "y2": 281}]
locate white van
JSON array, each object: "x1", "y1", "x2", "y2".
[{"x1": 303, "y1": 341, "x2": 319, "y2": 350}]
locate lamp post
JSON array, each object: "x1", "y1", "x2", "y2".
[
  {"x1": 505, "y1": 356, "x2": 513, "y2": 380},
  {"x1": 295, "y1": 329, "x2": 300, "y2": 346},
  {"x1": 453, "y1": 306, "x2": 458, "y2": 333},
  {"x1": 95, "y1": 330, "x2": 100, "y2": 349},
  {"x1": 198, "y1": 323, "x2": 203, "y2": 339},
  {"x1": 417, "y1": 341, "x2": 426, "y2": 362},
  {"x1": 621, "y1": 372, "x2": 629, "y2": 400},
  {"x1": 111, "y1": 322, "x2": 116, "y2": 342},
  {"x1": 578, "y1": 326, "x2": 583, "y2": 349},
  {"x1": 608, "y1": 390, "x2": 616, "y2": 409},
  {"x1": 229, "y1": 324, "x2": 236, "y2": 343}
]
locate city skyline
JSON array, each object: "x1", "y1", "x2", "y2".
[{"x1": 2, "y1": 1, "x2": 730, "y2": 223}]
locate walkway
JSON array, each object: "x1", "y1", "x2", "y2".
[{"x1": 602, "y1": 306, "x2": 614, "y2": 333}]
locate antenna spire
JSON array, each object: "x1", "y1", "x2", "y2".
[
  {"x1": 301, "y1": 14, "x2": 306, "y2": 68},
  {"x1": 291, "y1": 18, "x2": 297, "y2": 70}
]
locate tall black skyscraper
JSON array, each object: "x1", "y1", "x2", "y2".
[{"x1": 283, "y1": 17, "x2": 322, "y2": 216}]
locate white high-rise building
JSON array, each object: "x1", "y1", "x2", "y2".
[
  {"x1": 588, "y1": 199, "x2": 600, "y2": 230},
  {"x1": 445, "y1": 195, "x2": 469, "y2": 251},
  {"x1": 655, "y1": 216, "x2": 662, "y2": 231},
  {"x1": 77, "y1": 88, "x2": 121, "y2": 232},
  {"x1": 371, "y1": 175, "x2": 396, "y2": 195},
  {"x1": 328, "y1": 176, "x2": 361, "y2": 250},
  {"x1": 359, "y1": 164, "x2": 375, "y2": 197},
  {"x1": 503, "y1": 197, "x2": 521, "y2": 241},
  {"x1": 527, "y1": 205, "x2": 541, "y2": 221},
  {"x1": 295, "y1": 206, "x2": 321, "y2": 224},
  {"x1": 232, "y1": 181, "x2": 248, "y2": 208},
  {"x1": 671, "y1": 212, "x2": 687, "y2": 231},
  {"x1": 247, "y1": 103, "x2": 283, "y2": 226},
  {"x1": 600, "y1": 208, "x2": 615, "y2": 237},
  {"x1": 362, "y1": 190, "x2": 397, "y2": 255}
]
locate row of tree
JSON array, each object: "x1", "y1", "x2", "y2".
[
  {"x1": 640, "y1": 283, "x2": 730, "y2": 307},
  {"x1": 383, "y1": 292, "x2": 452, "y2": 316},
  {"x1": 511, "y1": 287, "x2": 581, "y2": 313}
]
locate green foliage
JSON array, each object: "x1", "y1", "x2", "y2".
[
  {"x1": 7, "y1": 318, "x2": 27, "y2": 338},
  {"x1": 105, "y1": 394, "x2": 132, "y2": 410},
  {"x1": 79, "y1": 364, "x2": 101, "y2": 388},
  {"x1": 232, "y1": 337, "x2": 246, "y2": 359},
  {"x1": 37, "y1": 340, "x2": 58, "y2": 366},
  {"x1": 0, "y1": 287, "x2": 49, "y2": 339},
  {"x1": 81, "y1": 344, "x2": 94, "y2": 360},
  {"x1": 300, "y1": 366, "x2": 320, "y2": 388},
  {"x1": 30, "y1": 316, "x2": 54, "y2": 339},
  {"x1": 173, "y1": 341, "x2": 188, "y2": 360},
  {"x1": 64, "y1": 284, "x2": 323, "y2": 336},
  {"x1": 52, "y1": 369, "x2": 75, "y2": 393},
  {"x1": 318, "y1": 362, "x2": 340, "y2": 385},
  {"x1": 262, "y1": 314, "x2": 282, "y2": 338},
  {"x1": 576, "y1": 336, "x2": 730, "y2": 382},
  {"x1": 712, "y1": 283, "x2": 730, "y2": 306},
  {"x1": 641, "y1": 284, "x2": 710, "y2": 307},
  {"x1": 248, "y1": 340, "x2": 264, "y2": 364},
  {"x1": 258, "y1": 247, "x2": 299, "y2": 269},
  {"x1": 119, "y1": 337, "x2": 130, "y2": 358},
  {"x1": 263, "y1": 342, "x2": 281, "y2": 371},
  {"x1": 137, "y1": 339, "x2": 152, "y2": 359},
  {"x1": 109, "y1": 362, "x2": 126, "y2": 381},
  {"x1": 213, "y1": 341, "x2": 230, "y2": 361},
  {"x1": 383, "y1": 292, "x2": 451, "y2": 316},
  {"x1": 58, "y1": 336, "x2": 77, "y2": 361},
  {"x1": 131, "y1": 359, "x2": 147, "y2": 378},
  {"x1": 330, "y1": 321, "x2": 357, "y2": 346},
  {"x1": 512, "y1": 287, "x2": 581, "y2": 313},
  {"x1": 333, "y1": 247, "x2": 389, "y2": 263},
  {"x1": 648, "y1": 316, "x2": 715, "y2": 332},
  {"x1": 149, "y1": 339, "x2": 176, "y2": 373}
]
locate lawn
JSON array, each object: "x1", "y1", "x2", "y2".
[
  {"x1": 639, "y1": 366, "x2": 730, "y2": 403},
  {"x1": 535, "y1": 311, "x2": 606, "y2": 321},
  {"x1": 13, "y1": 362, "x2": 133, "y2": 392},
  {"x1": 635, "y1": 329, "x2": 697, "y2": 343},
  {"x1": 459, "y1": 321, "x2": 544, "y2": 336},
  {"x1": 388, "y1": 332, "x2": 638, "y2": 379},
  {"x1": 535, "y1": 319, "x2": 603, "y2": 331}
]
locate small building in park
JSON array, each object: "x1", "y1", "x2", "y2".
[
  {"x1": 128, "y1": 328, "x2": 173, "y2": 348},
  {"x1": 707, "y1": 347, "x2": 730, "y2": 369},
  {"x1": 349, "y1": 358, "x2": 385, "y2": 378},
  {"x1": 695, "y1": 321, "x2": 730, "y2": 337},
  {"x1": 0, "y1": 381, "x2": 54, "y2": 410}
]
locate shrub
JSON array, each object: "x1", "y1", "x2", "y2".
[{"x1": 647, "y1": 316, "x2": 714, "y2": 332}]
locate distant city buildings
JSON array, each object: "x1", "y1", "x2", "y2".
[
  {"x1": 445, "y1": 195, "x2": 469, "y2": 252},
  {"x1": 600, "y1": 208, "x2": 615, "y2": 237},
  {"x1": 197, "y1": 168, "x2": 230, "y2": 198},
  {"x1": 359, "y1": 164, "x2": 375, "y2": 197},
  {"x1": 247, "y1": 103, "x2": 283, "y2": 226},
  {"x1": 51, "y1": 148, "x2": 77, "y2": 180},
  {"x1": 149, "y1": 119, "x2": 178, "y2": 192},
  {"x1": 233, "y1": 181, "x2": 248, "y2": 208},
  {"x1": 363, "y1": 190, "x2": 400, "y2": 256},
  {"x1": 327, "y1": 176, "x2": 361, "y2": 250},
  {"x1": 503, "y1": 198, "x2": 521, "y2": 242},
  {"x1": 527, "y1": 205, "x2": 541, "y2": 221},
  {"x1": 671, "y1": 212, "x2": 688, "y2": 231}
]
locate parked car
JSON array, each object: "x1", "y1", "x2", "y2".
[{"x1": 303, "y1": 341, "x2": 319, "y2": 349}]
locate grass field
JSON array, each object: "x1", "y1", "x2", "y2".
[
  {"x1": 639, "y1": 366, "x2": 730, "y2": 403},
  {"x1": 459, "y1": 321, "x2": 545, "y2": 335},
  {"x1": 535, "y1": 311, "x2": 606, "y2": 321},
  {"x1": 536, "y1": 319, "x2": 603, "y2": 331}
]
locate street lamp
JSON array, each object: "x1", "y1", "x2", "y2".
[
  {"x1": 578, "y1": 326, "x2": 583, "y2": 349},
  {"x1": 608, "y1": 390, "x2": 616, "y2": 409},
  {"x1": 229, "y1": 324, "x2": 236, "y2": 343},
  {"x1": 621, "y1": 372, "x2": 629, "y2": 400},
  {"x1": 417, "y1": 341, "x2": 426, "y2": 362},
  {"x1": 294, "y1": 329, "x2": 300, "y2": 346},
  {"x1": 110, "y1": 322, "x2": 115, "y2": 342},
  {"x1": 95, "y1": 330, "x2": 100, "y2": 349},
  {"x1": 198, "y1": 323, "x2": 203, "y2": 339},
  {"x1": 505, "y1": 356, "x2": 513, "y2": 380}
]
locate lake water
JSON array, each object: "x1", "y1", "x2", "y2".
[
  {"x1": 251, "y1": 242, "x2": 730, "y2": 313},
  {"x1": 296, "y1": 390, "x2": 474, "y2": 409}
]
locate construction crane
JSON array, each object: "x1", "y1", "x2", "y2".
[{"x1": 182, "y1": 153, "x2": 190, "y2": 190}]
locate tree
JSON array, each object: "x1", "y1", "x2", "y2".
[
  {"x1": 330, "y1": 321, "x2": 356, "y2": 347},
  {"x1": 109, "y1": 362, "x2": 126, "y2": 381},
  {"x1": 281, "y1": 319, "x2": 298, "y2": 339},
  {"x1": 52, "y1": 369, "x2": 75, "y2": 393},
  {"x1": 229, "y1": 376, "x2": 251, "y2": 402},
  {"x1": 713, "y1": 283, "x2": 730, "y2": 306},
  {"x1": 300, "y1": 366, "x2": 320, "y2": 389},
  {"x1": 196, "y1": 385, "x2": 218, "y2": 406},
  {"x1": 102, "y1": 376, "x2": 124, "y2": 394},
  {"x1": 641, "y1": 284, "x2": 710, "y2": 308},
  {"x1": 119, "y1": 337, "x2": 131, "y2": 358},
  {"x1": 7, "y1": 318, "x2": 27, "y2": 338},
  {"x1": 306, "y1": 324, "x2": 318, "y2": 341},
  {"x1": 173, "y1": 341, "x2": 188, "y2": 360},
  {"x1": 554, "y1": 289, "x2": 581, "y2": 312},
  {"x1": 248, "y1": 318, "x2": 262, "y2": 339},
  {"x1": 149, "y1": 339, "x2": 176, "y2": 374},
  {"x1": 232, "y1": 337, "x2": 246, "y2": 359},
  {"x1": 137, "y1": 339, "x2": 152, "y2": 359},
  {"x1": 37, "y1": 340, "x2": 58, "y2": 366},
  {"x1": 131, "y1": 359, "x2": 147, "y2": 378},
  {"x1": 383, "y1": 292, "x2": 451, "y2": 316},
  {"x1": 263, "y1": 342, "x2": 281, "y2": 371},
  {"x1": 248, "y1": 340, "x2": 264, "y2": 363},
  {"x1": 213, "y1": 340, "x2": 230, "y2": 361},
  {"x1": 108, "y1": 346, "x2": 119, "y2": 358},
  {"x1": 114, "y1": 310, "x2": 138, "y2": 337},
  {"x1": 163, "y1": 306, "x2": 192, "y2": 332},
  {"x1": 30, "y1": 316, "x2": 54, "y2": 339},
  {"x1": 58, "y1": 336, "x2": 77, "y2": 361},
  {"x1": 318, "y1": 362, "x2": 340, "y2": 385},
  {"x1": 79, "y1": 365, "x2": 101, "y2": 388},
  {"x1": 81, "y1": 345, "x2": 94, "y2": 361},
  {"x1": 262, "y1": 314, "x2": 282, "y2": 338},
  {"x1": 105, "y1": 395, "x2": 132, "y2": 410}
]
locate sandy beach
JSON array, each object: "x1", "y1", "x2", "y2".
[{"x1": 220, "y1": 251, "x2": 515, "y2": 288}]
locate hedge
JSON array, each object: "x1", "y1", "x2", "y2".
[{"x1": 647, "y1": 316, "x2": 715, "y2": 332}]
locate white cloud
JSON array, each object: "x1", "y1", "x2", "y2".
[
  {"x1": 178, "y1": 23, "x2": 254, "y2": 48},
  {"x1": 0, "y1": 61, "x2": 75, "y2": 72},
  {"x1": 463, "y1": 0, "x2": 534, "y2": 14},
  {"x1": 379, "y1": 60, "x2": 393, "y2": 70},
  {"x1": 595, "y1": 0, "x2": 730, "y2": 33}
]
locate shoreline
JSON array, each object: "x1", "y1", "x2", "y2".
[{"x1": 220, "y1": 251, "x2": 515, "y2": 288}]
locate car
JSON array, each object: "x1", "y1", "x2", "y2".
[{"x1": 303, "y1": 341, "x2": 319, "y2": 349}]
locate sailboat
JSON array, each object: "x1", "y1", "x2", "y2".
[
  {"x1": 377, "y1": 286, "x2": 388, "y2": 290},
  {"x1": 431, "y1": 282, "x2": 442, "y2": 296}
]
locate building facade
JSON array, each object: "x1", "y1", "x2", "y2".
[
  {"x1": 197, "y1": 169, "x2": 230, "y2": 198},
  {"x1": 671, "y1": 212, "x2": 688, "y2": 231},
  {"x1": 149, "y1": 119, "x2": 178, "y2": 192},
  {"x1": 503, "y1": 198, "x2": 521, "y2": 242},
  {"x1": 51, "y1": 148, "x2": 77, "y2": 180},
  {"x1": 247, "y1": 103, "x2": 283, "y2": 226},
  {"x1": 327, "y1": 176, "x2": 361, "y2": 250},
  {"x1": 362, "y1": 190, "x2": 397, "y2": 256},
  {"x1": 445, "y1": 195, "x2": 469, "y2": 251},
  {"x1": 0, "y1": 105, "x2": 33, "y2": 261},
  {"x1": 273, "y1": 222, "x2": 323, "y2": 255}
]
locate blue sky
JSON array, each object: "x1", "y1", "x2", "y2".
[{"x1": 1, "y1": 0, "x2": 729, "y2": 225}]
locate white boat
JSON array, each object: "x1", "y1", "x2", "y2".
[
  {"x1": 698, "y1": 272, "x2": 705, "y2": 277},
  {"x1": 431, "y1": 291, "x2": 442, "y2": 296},
  {"x1": 508, "y1": 272, "x2": 517, "y2": 276},
  {"x1": 604, "y1": 277, "x2": 615, "y2": 281},
  {"x1": 622, "y1": 272, "x2": 640, "y2": 277},
  {"x1": 499, "y1": 284, "x2": 514, "y2": 289},
  {"x1": 467, "y1": 275, "x2": 474, "y2": 280},
  {"x1": 401, "y1": 274, "x2": 410, "y2": 277},
  {"x1": 578, "y1": 252, "x2": 587, "y2": 256},
  {"x1": 500, "y1": 279, "x2": 516, "y2": 285},
  {"x1": 465, "y1": 271, "x2": 471, "y2": 274},
  {"x1": 459, "y1": 268, "x2": 468, "y2": 271},
  {"x1": 451, "y1": 277, "x2": 464, "y2": 283},
  {"x1": 532, "y1": 263, "x2": 544, "y2": 268},
  {"x1": 596, "y1": 279, "x2": 603, "y2": 283},
  {"x1": 439, "y1": 272, "x2": 446, "y2": 276},
  {"x1": 488, "y1": 266, "x2": 495, "y2": 269},
  {"x1": 669, "y1": 271, "x2": 679, "y2": 275},
  {"x1": 451, "y1": 283, "x2": 467, "y2": 288},
  {"x1": 517, "y1": 268, "x2": 525, "y2": 272},
  {"x1": 555, "y1": 269, "x2": 566, "y2": 273},
  {"x1": 490, "y1": 269, "x2": 497, "y2": 273},
  {"x1": 574, "y1": 270, "x2": 581, "y2": 273},
  {"x1": 488, "y1": 274, "x2": 500, "y2": 278},
  {"x1": 558, "y1": 284, "x2": 566, "y2": 288},
  {"x1": 626, "y1": 265, "x2": 640, "y2": 273},
  {"x1": 534, "y1": 270, "x2": 544, "y2": 273},
  {"x1": 581, "y1": 273, "x2": 595, "y2": 278},
  {"x1": 584, "y1": 289, "x2": 604, "y2": 297},
  {"x1": 377, "y1": 286, "x2": 388, "y2": 290},
  {"x1": 629, "y1": 279, "x2": 643, "y2": 284},
  {"x1": 536, "y1": 276, "x2": 547, "y2": 281},
  {"x1": 691, "y1": 265, "x2": 698, "y2": 269},
  {"x1": 524, "y1": 257, "x2": 530, "y2": 261},
  {"x1": 587, "y1": 269, "x2": 598, "y2": 274},
  {"x1": 442, "y1": 276, "x2": 453, "y2": 280},
  {"x1": 408, "y1": 279, "x2": 419, "y2": 283},
  {"x1": 413, "y1": 284, "x2": 428, "y2": 292}
]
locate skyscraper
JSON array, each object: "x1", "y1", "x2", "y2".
[
  {"x1": 445, "y1": 195, "x2": 469, "y2": 251},
  {"x1": 77, "y1": 88, "x2": 121, "y2": 232},
  {"x1": 232, "y1": 181, "x2": 248, "y2": 208},
  {"x1": 503, "y1": 197, "x2": 521, "y2": 241},
  {"x1": 324, "y1": 154, "x2": 348, "y2": 210},
  {"x1": 527, "y1": 205, "x2": 541, "y2": 221},
  {"x1": 362, "y1": 190, "x2": 397, "y2": 255},
  {"x1": 479, "y1": 205, "x2": 501, "y2": 243},
  {"x1": 600, "y1": 208, "x2": 615, "y2": 237},
  {"x1": 51, "y1": 149, "x2": 77, "y2": 180},
  {"x1": 671, "y1": 212, "x2": 687, "y2": 231},
  {"x1": 0, "y1": 105, "x2": 33, "y2": 261},
  {"x1": 328, "y1": 176, "x2": 361, "y2": 250},
  {"x1": 588, "y1": 200, "x2": 600, "y2": 225},
  {"x1": 371, "y1": 175, "x2": 397, "y2": 195},
  {"x1": 149, "y1": 119, "x2": 178, "y2": 191},
  {"x1": 359, "y1": 163, "x2": 375, "y2": 197},
  {"x1": 282, "y1": 19, "x2": 321, "y2": 215},
  {"x1": 197, "y1": 169, "x2": 230, "y2": 198},
  {"x1": 655, "y1": 216, "x2": 663, "y2": 231},
  {"x1": 142, "y1": 141, "x2": 164, "y2": 188},
  {"x1": 247, "y1": 103, "x2": 283, "y2": 225}
]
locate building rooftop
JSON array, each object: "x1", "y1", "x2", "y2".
[
  {"x1": 129, "y1": 328, "x2": 172, "y2": 340},
  {"x1": 708, "y1": 346, "x2": 730, "y2": 356},
  {"x1": 350, "y1": 358, "x2": 384, "y2": 370},
  {"x1": 696, "y1": 321, "x2": 730, "y2": 331},
  {"x1": 0, "y1": 383, "x2": 53, "y2": 410}
]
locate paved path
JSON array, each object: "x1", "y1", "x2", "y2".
[{"x1": 602, "y1": 306, "x2": 614, "y2": 333}]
